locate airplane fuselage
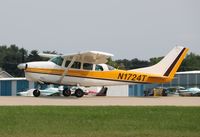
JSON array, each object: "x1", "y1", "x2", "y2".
[
  {"x1": 17, "y1": 47, "x2": 188, "y2": 87},
  {"x1": 23, "y1": 61, "x2": 170, "y2": 87}
]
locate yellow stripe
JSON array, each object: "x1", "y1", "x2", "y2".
[{"x1": 168, "y1": 48, "x2": 189, "y2": 78}]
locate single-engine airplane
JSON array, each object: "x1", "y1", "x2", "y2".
[{"x1": 18, "y1": 46, "x2": 188, "y2": 97}]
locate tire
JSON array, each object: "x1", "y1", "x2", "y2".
[
  {"x1": 63, "y1": 88, "x2": 71, "y2": 97},
  {"x1": 75, "y1": 88, "x2": 84, "y2": 98},
  {"x1": 33, "y1": 89, "x2": 40, "y2": 97}
]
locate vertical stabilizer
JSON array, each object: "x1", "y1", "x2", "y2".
[{"x1": 130, "y1": 46, "x2": 189, "y2": 78}]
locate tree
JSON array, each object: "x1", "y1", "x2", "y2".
[
  {"x1": 0, "y1": 45, "x2": 8, "y2": 68},
  {"x1": 27, "y1": 50, "x2": 43, "y2": 62},
  {"x1": 149, "y1": 57, "x2": 163, "y2": 65},
  {"x1": 1, "y1": 45, "x2": 28, "y2": 77},
  {"x1": 179, "y1": 53, "x2": 200, "y2": 71},
  {"x1": 107, "y1": 58, "x2": 119, "y2": 68}
]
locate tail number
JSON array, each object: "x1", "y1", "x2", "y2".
[{"x1": 117, "y1": 73, "x2": 147, "y2": 81}]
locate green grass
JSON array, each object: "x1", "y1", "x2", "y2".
[{"x1": 0, "y1": 106, "x2": 200, "y2": 137}]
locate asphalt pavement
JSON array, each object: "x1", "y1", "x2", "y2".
[{"x1": 0, "y1": 96, "x2": 200, "y2": 106}]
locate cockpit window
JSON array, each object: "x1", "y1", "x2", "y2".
[
  {"x1": 50, "y1": 56, "x2": 63, "y2": 66},
  {"x1": 95, "y1": 65, "x2": 103, "y2": 71},
  {"x1": 83, "y1": 63, "x2": 93, "y2": 70}
]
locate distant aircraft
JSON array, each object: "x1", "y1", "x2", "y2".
[{"x1": 18, "y1": 46, "x2": 188, "y2": 97}]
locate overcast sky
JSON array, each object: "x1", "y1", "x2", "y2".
[{"x1": 0, "y1": 0, "x2": 199, "y2": 60}]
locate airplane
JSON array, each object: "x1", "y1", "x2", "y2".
[{"x1": 18, "y1": 46, "x2": 189, "y2": 98}]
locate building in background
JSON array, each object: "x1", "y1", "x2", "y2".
[
  {"x1": 0, "y1": 70, "x2": 13, "y2": 78},
  {"x1": 0, "y1": 78, "x2": 34, "y2": 96},
  {"x1": 163, "y1": 71, "x2": 200, "y2": 88}
]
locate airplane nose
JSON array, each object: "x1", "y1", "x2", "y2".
[{"x1": 17, "y1": 63, "x2": 28, "y2": 70}]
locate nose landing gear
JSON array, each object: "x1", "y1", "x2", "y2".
[{"x1": 33, "y1": 89, "x2": 40, "y2": 97}]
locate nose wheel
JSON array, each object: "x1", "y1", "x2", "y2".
[{"x1": 33, "y1": 89, "x2": 40, "y2": 97}]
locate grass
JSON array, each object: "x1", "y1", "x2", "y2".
[{"x1": 0, "y1": 106, "x2": 199, "y2": 137}]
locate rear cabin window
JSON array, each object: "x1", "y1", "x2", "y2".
[
  {"x1": 95, "y1": 65, "x2": 104, "y2": 71},
  {"x1": 83, "y1": 63, "x2": 93, "y2": 70},
  {"x1": 71, "y1": 61, "x2": 81, "y2": 69}
]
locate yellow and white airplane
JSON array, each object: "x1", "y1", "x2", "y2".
[{"x1": 18, "y1": 46, "x2": 188, "y2": 97}]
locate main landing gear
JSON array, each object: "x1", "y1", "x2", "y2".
[
  {"x1": 62, "y1": 87, "x2": 84, "y2": 98},
  {"x1": 63, "y1": 88, "x2": 71, "y2": 97},
  {"x1": 32, "y1": 83, "x2": 85, "y2": 98}
]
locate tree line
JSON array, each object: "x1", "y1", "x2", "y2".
[
  {"x1": 0, "y1": 45, "x2": 51, "y2": 77},
  {"x1": 0, "y1": 45, "x2": 200, "y2": 77}
]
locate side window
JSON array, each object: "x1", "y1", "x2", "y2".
[
  {"x1": 71, "y1": 61, "x2": 81, "y2": 69},
  {"x1": 65, "y1": 60, "x2": 71, "y2": 67},
  {"x1": 83, "y1": 63, "x2": 93, "y2": 70},
  {"x1": 95, "y1": 65, "x2": 104, "y2": 71}
]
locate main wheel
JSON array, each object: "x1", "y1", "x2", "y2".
[
  {"x1": 75, "y1": 88, "x2": 84, "y2": 98},
  {"x1": 33, "y1": 89, "x2": 40, "y2": 97},
  {"x1": 63, "y1": 88, "x2": 71, "y2": 97}
]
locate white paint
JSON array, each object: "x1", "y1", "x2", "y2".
[
  {"x1": 107, "y1": 85, "x2": 129, "y2": 96},
  {"x1": 0, "y1": 78, "x2": 26, "y2": 81},
  {"x1": 11, "y1": 81, "x2": 17, "y2": 96},
  {"x1": 25, "y1": 72, "x2": 131, "y2": 86}
]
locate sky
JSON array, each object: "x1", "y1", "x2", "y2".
[{"x1": 0, "y1": 0, "x2": 199, "y2": 60}]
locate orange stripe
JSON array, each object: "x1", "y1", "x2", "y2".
[{"x1": 168, "y1": 48, "x2": 189, "y2": 78}]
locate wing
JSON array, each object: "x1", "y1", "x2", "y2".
[
  {"x1": 62, "y1": 51, "x2": 114, "y2": 64},
  {"x1": 38, "y1": 53, "x2": 59, "y2": 58}
]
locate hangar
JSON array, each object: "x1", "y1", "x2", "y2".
[
  {"x1": 0, "y1": 71, "x2": 200, "y2": 96},
  {"x1": 163, "y1": 71, "x2": 200, "y2": 88},
  {"x1": 0, "y1": 78, "x2": 34, "y2": 96}
]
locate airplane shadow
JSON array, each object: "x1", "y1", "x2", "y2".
[{"x1": 33, "y1": 96, "x2": 81, "y2": 100}]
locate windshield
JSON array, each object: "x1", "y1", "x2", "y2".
[{"x1": 50, "y1": 56, "x2": 63, "y2": 66}]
